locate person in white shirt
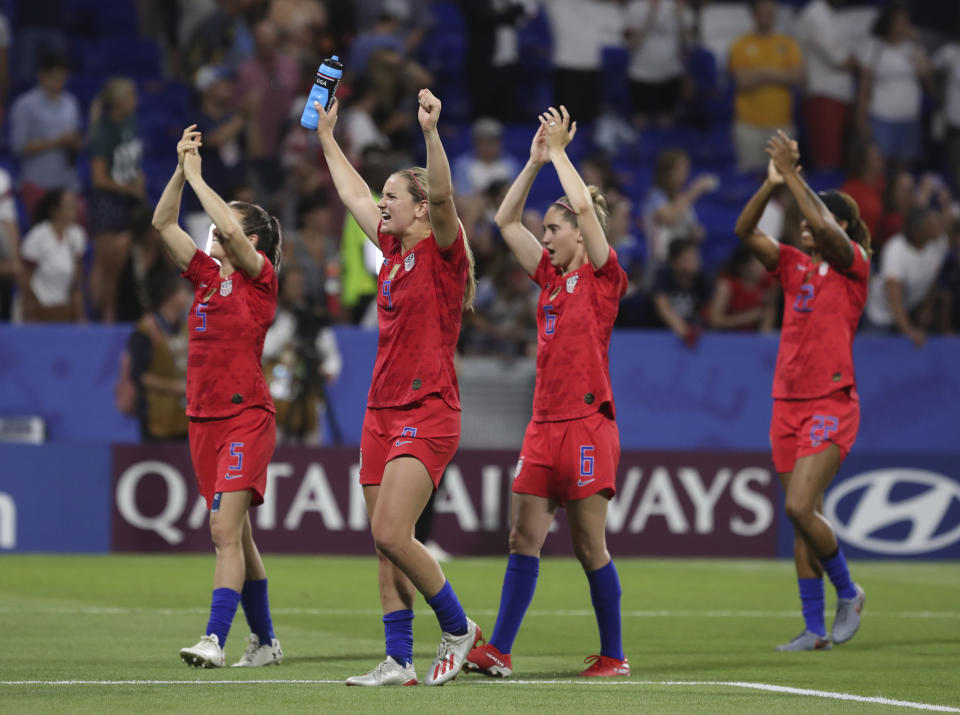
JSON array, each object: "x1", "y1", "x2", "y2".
[
  {"x1": 797, "y1": 0, "x2": 857, "y2": 169},
  {"x1": 452, "y1": 117, "x2": 521, "y2": 198},
  {"x1": 856, "y1": 2, "x2": 932, "y2": 168},
  {"x1": 19, "y1": 189, "x2": 87, "y2": 322},
  {"x1": 865, "y1": 206, "x2": 948, "y2": 347},
  {"x1": 624, "y1": 0, "x2": 694, "y2": 127},
  {"x1": 932, "y1": 36, "x2": 960, "y2": 193}
]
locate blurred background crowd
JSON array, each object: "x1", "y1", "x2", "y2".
[{"x1": 1, "y1": 0, "x2": 960, "y2": 442}]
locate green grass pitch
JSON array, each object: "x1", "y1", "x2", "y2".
[{"x1": 1, "y1": 555, "x2": 958, "y2": 713}]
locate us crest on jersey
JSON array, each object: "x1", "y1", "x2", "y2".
[
  {"x1": 566, "y1": 274, "x2": 579, "y2": 293},
  {"x1": 220, "y1": 279, "x2": 233, "y2": 296},
  {"x1": 404, "y1": 252, "x2": 415, "y2": 271}
]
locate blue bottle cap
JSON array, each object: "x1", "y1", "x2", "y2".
[{"x1": 332, "y1": 55, "x2": 339, "y2": 61}]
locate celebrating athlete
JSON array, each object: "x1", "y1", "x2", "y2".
[
  {"x1": 313, "y1": 89, "x2": 480, "y2": 686},
  {"x1": 153, "y1": 126, "x2": 283, "y2": 668},
  {"x1": 734, "y1": 130, "x2": 869, "y2": 651},
  {"x1": 465, "y1": 106, "x2": 630, "y2": 678}
]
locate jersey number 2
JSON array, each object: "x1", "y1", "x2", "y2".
[{"x1": 793, "y1": 284, "x2": 814, "y2": 313}]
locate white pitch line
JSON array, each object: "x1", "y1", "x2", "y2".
[
  {"x1": 0, "y1": 679, "x2": 956, "y2": 712},
  {"x1": 0, "y1": 606, "x2": 956, "y2": 619}
]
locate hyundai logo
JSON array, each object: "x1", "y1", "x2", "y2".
[{"x1": 825, "y1": 469, "x2": 960, "y2": 555}]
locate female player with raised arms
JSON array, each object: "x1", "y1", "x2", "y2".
[
  {"x1": 152, "y1": 126, "x2": 283, "y2": 668},
  {"x1": 735, "y1": 131, "x2": 869, "y2": 651},
  {"x1": 465, "y1": 106, "x2": 629, "y2": 678},
  {"x1": 312, "y1": 89, "x2": 479, "y2": 686}
]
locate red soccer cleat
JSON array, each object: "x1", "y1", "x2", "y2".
[
  {"x1": 579, "y1": 654, "x2": 630, "y2": 677},
  {"x1": 464, "y1": 640, "x2": 513, "y2": 677}
]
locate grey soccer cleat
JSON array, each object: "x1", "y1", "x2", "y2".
[
  {"x1": 831, "y1": 583, "x2": 865, "y2": 645},
  {"x1": 776, "y1": 630, "x2": 832, "y2": 651}
]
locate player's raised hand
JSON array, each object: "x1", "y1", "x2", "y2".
[
  {"x1": 539, "y1": 105, "x2": 577, "y2": 154},
  {"x1": 182, "y1": 138, "x2": 202, "y2": 182},
  {"x1": 529, "y1": 124, "x2": 550, "y2": 165},
  {"x1": 767, "y1": 157, "x2": 785, "y2": 185},
  {"x1": 766, "y1": 130, "x2": 800, "y2": 177},
  {"x1": 177, "y1": 125, "x2": 201, "y2": 170},
  {"x1": 417, "y1": 88, "x2": 442, "y2": 132},
  {"x1": 314, "y1": 96, "x2": 339, "y2": 138}
]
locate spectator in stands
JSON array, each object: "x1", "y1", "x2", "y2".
[
  {"x1": 236, "y1": 20, "x2": 300, "y2": 195},
  {"x1": 182, "y1": 65, "x2": 256, "y2": 244},
  {"x1": 9, "y1": 52, "x2": 83, "y2": 217},
  {"x1": 606, "y1": 193, "x2": 642, "y2": 279},
  {"x1": 624, "y1": 0, "x2": 695, "y2": 127},
  {"x1": 933, "y1": 28, "x2": 960, "y2": 193},
  {"x1": 181, "y1": 0, "x2": 257, "y2": 80},
  {"x1": 127, "y1": 276, "x2": 191, "y2": 442},
  {"x1": 348, "y1": 1, "x2": 407, "y2": 76},
  {"x1": 267, "y1": 0, "x2": 330, "y2": 62},
  {"x1": 87, "y1": 77, "x2": 145, "y2": 323},
  {"x1": 10, "y1": 0, "x2": 68, "y2": 85},
  {"x1": 856, "y1": 2, "x2": 932, "y2": 170},
  {"x1": 115, "y1": 206, "x2": 182, "y2": 324},
  {"x1": 708, "y1": 244, "x2": 777, "y2": 332},
  {"x1": 362, "y1": 46, "x2": 433, "y2": 157},
  {"x1": 453, "y1": 118, "x2": 521, "y2": 198},
  {"x1": 728, "y1": 0, "x2": 804, "y2": 172},
  {"x1": 937, "y1": 218, "x2": 960, "y2": 335},
  {"x1": 839, "y1": 140, "x2": 886, "y2": 243},
  {"x1": 543, "y1": 0, "x2": 623, "y2": 124},
  {"x1": 0, "y1": 10, "x2": 10, "y2": 127},
  {"x1": 642, "y1": 148, "x2": 716, "y2": 285},
  {"x1": 263, "y1": 265, "x2": 343, "y2": 444},
  {"x1": 797, "y1": 0, "x2": 857, "y2": 170},
  {"x1": 864, "y1": 206, "x2": 949, "y2": 347},
  {"x1": 0, "y1": 168, "x2": 19, "y2": 321},
  {"x1": 353, "y1": 0, "x2": 434, "y2": 57},
  {"x1": 652, "y1": 237, "x2": 712, "y2": 346},
  {"x1": 288, "y1": 194, "x2": 342, "y2": 320},
  {"x1": 461, "y1": 0, "x2": 538, "y2": 122},
  {"x1": 877, "y1": 169, "x2": 915, "y2": 246},
  {"x1": 19, "y1": 189, "x2": 86, "y2": 322},
  {"x1": 463, "y1": 261, "x2": 538, "y2": 357},
  {"x1": 340, "y1": 77, "x2": 391, "y2": 163}
]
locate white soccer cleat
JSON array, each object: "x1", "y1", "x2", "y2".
[
  {"x1": 231, "y1": 634, "x2": 283, "y2": 667},
  {"x1": 345, "y1": 656, "x2": 418, "y2": 686},
  {"x1": 424, "y1": 618, "x2": 481, "y2": 686},
  {"x1": 180, "y1": 633, "x2": 225, "y2": 668}
]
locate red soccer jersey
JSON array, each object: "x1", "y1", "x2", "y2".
[
  {"x1": 183, "y1": 250, "x2": 278, "y2": 418},
  {"x1": 531, "y1": 246, "x2": 628, "y2": 422},
  {"x1": 771, "y1": 242, "x2": 869, "y2": 399},
  {"x1": 368, "y1": 224, "x2": 468, "y2": 410}
]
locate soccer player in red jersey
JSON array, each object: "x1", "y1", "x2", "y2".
[
  {"x1": 312, "y1": 90, "x2": 479, "y2": 686},
  {"x1": 465, "y1": 106, "x2": 629, "y2": 678},
  {"x1": 735, "y1": 130, "x2": 871, "y2": 651},
  {"x1": 152, "y1": 126, "x2": 283, "y2": 668}
]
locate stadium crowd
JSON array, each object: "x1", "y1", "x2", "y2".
[{"x1": 1, "y1": 0, "x2": 959, "y2": 359}]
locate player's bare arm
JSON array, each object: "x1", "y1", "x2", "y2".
[
  {"x1": 768, "y1": 130, "x2": 854, "y2": 269},
  {"x1": 181, "y1": 136, "x2": 264, "y2": 279},
  {"x1": 541, "y1": 106, "x2": 608, "y2": 270},
  {"x1": 418, "y1": 89, "x2": 459, "y2": 250},
  {"x1": 152, "y1": 125, "x2": 199, "y2": 272},
  {"x1": 494, "y1": 125, "x2": 551, "y2": 276},
  {"x1": 313, "y1": 98, "x2": 382, "y2": 247},
  {"x1": 733, "y1": 159, "x2": 781, "y2": 272}
]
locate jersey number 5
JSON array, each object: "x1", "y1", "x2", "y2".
[{"x1": 195, "y1": 302, "x2": 208, "y2": 331}]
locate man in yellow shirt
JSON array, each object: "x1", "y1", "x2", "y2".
[{"x1": 728, "y1": 0, "x2": 805, "y2": 171}]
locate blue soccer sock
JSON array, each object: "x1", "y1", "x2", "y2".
[
  {"x1": 240, "y1": 578, "x2": 275, "y2": 646},
  {"x1": 426, "y1": 581, "x2": 468, "y2": 636},
  {"x1": 820, "y1": 548, "x2": 857, "y2": 600},
  {"x1": 586, "y1": 560, "x2": 624, "y2": 661},
  {"x1": 383, "y1": 609, "x2": 415, "y2": 666},
  {"x1": 489, "y1": 554, "x2": 540, "y2": 654},
  {"x1": 206, "y1": 587, "x2": 241, "y2": 648},
  {"x1": 798, "y1": 577, "x2": 826, "y2": 636}
]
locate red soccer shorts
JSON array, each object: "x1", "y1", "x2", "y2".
[
  {"x1": 359, "y1": 397, "x2": 461, "y2": 489},
  {"x1": 770, "y1": 387, "x2": 860, "y2": 474},
  {"x1": 188, "y1": 407, "x2": 276, "y2": 509},
  {"x1": 512, "y1": 411, "x2": 620, "y2": 505}
]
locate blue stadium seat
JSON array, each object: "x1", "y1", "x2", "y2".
[
  {"x1": 601, "y1": 47, "x2": 631, "y2": 117},
  {"x1": 420, "y1": 1, "x2": 465, "y2": 78},
  {"x1": 100, "y1": 36, "x2": 163, "y2": 80}
]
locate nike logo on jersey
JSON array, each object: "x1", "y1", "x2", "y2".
[
  {"x1": 224, "y1": 473, "x2": 243, "y2": 480},
  {"x1": 795, "y1": 264, "x2": 806, "y2": 271},
  {"x1": 200, "y1": 282, "x2": 208, "y2": 287},
  {"x1": 395, "y1": 439, "x2": 413, "y2": 446},
  {"x1": 578, "y1": 478, "x2": 596, "y2": 487}
]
